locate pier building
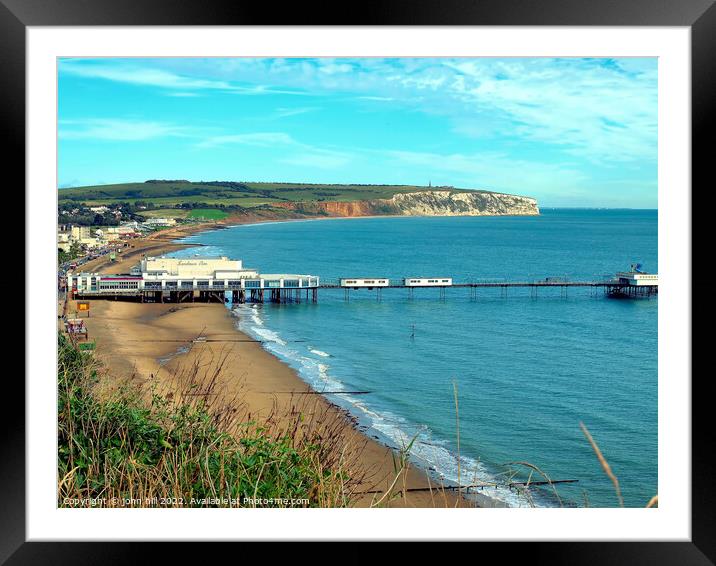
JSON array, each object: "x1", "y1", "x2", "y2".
[
  {"x1": 339, "y1": 278, "x2": 390, "y2": 288},
  {"x1": 132, "y1": 256, "x2": 260, "y2": 281},
  {"x1": 615, "y1": 271, "x2": 659, "y2": 286},
  {"x1": 69, "y1": 256, "x2": 320, "y2": 303},
  {"x1": 404, "y1": 278, "x2": 453, "y2": 287}
]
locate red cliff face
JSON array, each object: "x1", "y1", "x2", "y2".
[
  {"x1": 270, "y1": 191, "x2": 539, "y2": 218},
  {"x1": 272, "y1": 200, "x2": 397, "y2": 217}
]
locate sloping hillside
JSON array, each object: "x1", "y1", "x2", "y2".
[
  {"x1": 58, "y1": 180, "x2": 481, "y2": 207},
  {"x1": 58, "y1": 180, "x2": 539, "y2": 219}
]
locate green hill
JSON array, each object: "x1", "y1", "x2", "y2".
[{"x1": 58, "y1": 180, "x2": 483, "y2": 208}]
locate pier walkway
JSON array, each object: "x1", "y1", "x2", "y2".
[
  {"x1": 69, "y1": 277, "x2": 656, "y2": 304},
  {"x1": 321, "y1": 279, "x2": 657, "y2": 301},
  {"x1": 67, "y1": 257, "x2": 657, "y2": 304}
]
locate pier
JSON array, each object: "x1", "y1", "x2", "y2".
[
  {"x1": 67, "y1": 256, "x2": 657, "y2": 304},
  {"x1": 324, "y1": 267, "x2": 657, "y2": 300},
  {"x1": 325, "y1": 279, "x2": 657, "y2": 301}
]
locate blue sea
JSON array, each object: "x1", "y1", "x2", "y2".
[{"x1": 171, "y1": 209, "x2": 658, "y2": 508}]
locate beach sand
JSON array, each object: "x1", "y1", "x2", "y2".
[{"x1": 68, "y1": 296, "x2": 471, "y2": 508}]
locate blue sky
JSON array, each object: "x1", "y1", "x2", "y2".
[{"x1": 58, "y1": 57, "x2": 657, "y2": 207}]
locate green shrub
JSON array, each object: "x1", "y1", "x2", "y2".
[{"x1": 57, "y1": 334, "x2": 352, "y2": 507}]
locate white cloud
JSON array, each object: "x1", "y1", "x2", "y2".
[
  {"x1": 58, "y1": 58, "x2": 657, "y2": 201},
  {"x1": 442, "y1": 59, "x2": 657, "y2": 163},
  {"x1": 59, "y1": 118, "x2": 186, "y2": 141},
  {"x1": 59, "y1": 60, "x2": 309, "y2": 96},
  {"x1": 196, "y1": 131, "x2": 352, "y2": 169},
  {"x1": 160, "y1": 57, "x2": 656, "y2": 164},
  {"x1": 273, "y1": 107, "x2": 317, "y2": 119},
  {"x1": 356, "y1": 96, "x2": 395, "y2": 102},
  {"x1": 196, "y1": 132, "x2": 294, "y2": 148},
  {"x1": 318, "y1": 62, "x2": 353, "y2": 75}
]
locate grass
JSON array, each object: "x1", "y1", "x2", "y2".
[
  {"x1": 187, "y1": 208, "x2": 230, "y2": 221},
  {"x1": 57, "y1": 180, "x2": 485, "y2": 208},
  {"x1": 138, "y1": 209, "x2": 190, "y2": 220},
  {"x1": 57, "y1": 179, "x2": 514, "y2": 223},
  {"x1": 57, "y1": 333, "x2": 364, "y2": 507}
]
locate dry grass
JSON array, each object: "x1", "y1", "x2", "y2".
[
  {"x1": 579, "y1": 421, "x2": 624, "y2": 507},
  {"x1": 57, "y1": 334, "x2": 368, "y2": 507},
  {"x1": 500, "y1": 421, "x2": 657, "y2": 508}
]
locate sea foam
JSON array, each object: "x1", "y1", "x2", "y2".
[{"x1": 229, "y1": 303, "x2": 535, "y2": 508}]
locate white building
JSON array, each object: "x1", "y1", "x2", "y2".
[
  {"x1": 340, "y1": 278, "x2": 390, "y2": 288},
  {"x1": 58, "y1": 232, "x2": 72, "y2": 252},
  {"x1": 143, "y1": 218, "x2": 177, "y2": 228},
  {"x1": 138, "y1": 256, "x2": 258, "y2": 281},
  {"x1": 404, "y1": 277, "x2": 453, "y2": 287},
  {"x1": 60, "y1": 225, "x2": 107, "y2": 249},
  {"x1": 616, "y1": 271, "x2": 658, "y2": 286},
  {"x1": 69, "y1": 256, "x2": 319, "y2": 295},
  {"x1": 70, "y1": 226, "x2": 92, "y2": 241}
]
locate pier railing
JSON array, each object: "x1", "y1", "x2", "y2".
[
  {"x1": 69, "y1": 276, "x2": 656, "y2": 303},
  {"x1": 317, "y1": 277, "x2": 625, "y2": 289}
]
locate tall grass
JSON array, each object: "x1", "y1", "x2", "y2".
[{"x1": 57, "y1": 334, "x2": 364, "y2": 507}]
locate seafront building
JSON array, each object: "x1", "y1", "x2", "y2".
[
  {"x1": 58, "y1": 222, "x2": 140, "y2": 253},
  {"x1": 58, "y1": 216, "x2": 184, "y2": 256},
  {"x1": 69, "y1": 256, "x2": 321, "y2": 304},
  {"x1": 131, "y1": 256, "x2": 260, "y2": 281}
]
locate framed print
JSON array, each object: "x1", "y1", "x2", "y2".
[{"x1": 7, "y1": 0, "x2": 708, "y2": 561}]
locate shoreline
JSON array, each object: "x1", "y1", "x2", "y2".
[
  {"x1": 80, "y1": 209, "x2": 542, "y2": 276},
  {"x1": 71, "y1": 298, "x2": 479, "y2": 507},
  {"x1": 73, "y1": 215, "x2": 494, "y2": 507}
]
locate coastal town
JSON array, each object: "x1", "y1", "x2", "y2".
[
  {"x1": 58, "y1": 214, "x2": 176, "y2": 253},
  {"x1": 57, "y1": 213, "x2": 184, "y2": 272}
]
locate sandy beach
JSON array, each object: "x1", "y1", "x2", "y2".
[
  {"x1": 67, "y1": 219, "x2": 474, "y2": 507},
  {"x1": 70, "y1": 298, "x2": 471, "y2": 507}
]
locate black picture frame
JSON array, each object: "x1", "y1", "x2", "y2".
[{"x1": 6, "y1": 0, "x2": 707, "y2": 561}]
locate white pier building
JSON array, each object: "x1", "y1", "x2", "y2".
[{"x1": 68, "y1": 256, "x2": 320, "y2": 303}]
